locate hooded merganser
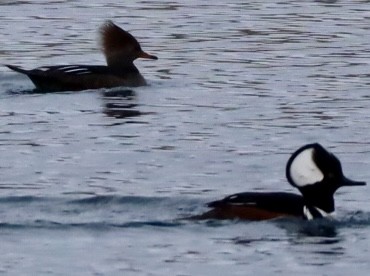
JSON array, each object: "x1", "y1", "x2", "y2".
[
  {"x1": 197, "y1": 143, "x2": 366, "y2": 221},
  {"x1": 5, "y1": 21, "x2": 157, "y2": 92}
]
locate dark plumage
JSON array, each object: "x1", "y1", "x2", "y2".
[
  {"x1": 6, "y1": 21, "x2": 157, "y2": 92},
  {"x1": 195, "y1": 144, "x2": 366, "y2": 221}
]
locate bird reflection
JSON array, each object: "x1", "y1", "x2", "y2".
[
  {"x1": 295, "y1": 220, "x2": 338, "y2": 238},
  {"x1": 314, "y1": 0, "x2": 338, "y2": 3},
  {"x1": 102, "y1": 89, "x2": 142, "y2": 119},
  {"x1": 103, "y1": 89, "x2": 136, "y2": 98},
  {"x1": 276, "y1": 217, "x2": 340, "y2": 239}
]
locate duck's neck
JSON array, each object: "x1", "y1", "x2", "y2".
[
  {"x1": 109, "y1": 63, "x2": 140, "y2": 75},
  {"x1": 299, "y1": 183, "x2": 336, "y2": 213}
]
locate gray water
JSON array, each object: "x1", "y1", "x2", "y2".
[{"x1": 1, "y1": 0, "x2": 370, "y2": 275}]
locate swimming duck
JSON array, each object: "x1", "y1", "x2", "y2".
[
  {"x1": 6, "y1": 20, "x2": 157, "y2": 92},
  {"x1": 197, "y1": 143, "x2": 366, "y2": 220}
]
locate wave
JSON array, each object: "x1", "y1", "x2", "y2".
[
  {"x1": 67, "y1": 195, "x2": 164, "y2": 205},
  {"x1": 0, "y1": 220, "x2": 184, "y2": 231},
  {"x1": 0, "y1": 195, "x2": 369, "y2": 232},
  {"x1": 0, "y1": 195, "x2": 202, "y2": 231}
]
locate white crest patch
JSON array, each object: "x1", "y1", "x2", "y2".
[{"x1": 289, "y1": 148, "x2": 324, "y2": 187}]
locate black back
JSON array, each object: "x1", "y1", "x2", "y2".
[{"x1": 208, "y1": 192, "x2": 304, "y2": 217}]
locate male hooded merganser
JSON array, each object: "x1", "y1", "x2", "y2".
[
  {"x1": 5, "y1": 21, "x2": 157, "y2": 92},
  {"x1": 197, "y1": 143, "x2": 366, "y2": 221}
]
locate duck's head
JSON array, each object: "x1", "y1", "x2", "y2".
[
  {"x1": 100, "y1": 20, "x2": 157, "y2": 67},
  {"x1": 286, "y1": 143, "x2": 366, "y2": 219}
]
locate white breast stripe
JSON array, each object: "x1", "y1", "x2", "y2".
[
  {"x1": 303, "y1": 206, "x2": 313, "y2": 220},
  {"x1": 303, "y1": 205, "x2": 332, "y2": 220}
]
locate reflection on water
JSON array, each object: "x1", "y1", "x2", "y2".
[
  {"x1": 296, "y1": 222, "x2": 338, "y2": 238},
  {"x1": 288, "y1": 221, "x2": 344, "y2": 266},
  {"x1": 231, "y1": 218, "x2": 345, "y2": 267},
  {"x1": 101, "y1": 89, "x2": 142, "y2": 119},
  {"x1": 315, "y1": 0, "x2": 339, "y2": 3},
  {"x1": 277, "y1": 218, "x2": 340, "y2": 239},
  {"x1": 103, "y1": 103, "x2": 142, "y2": 119}
]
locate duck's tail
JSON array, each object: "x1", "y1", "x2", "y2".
[{"x1": 5, "y1": 64, "x2": 29, "y2": 75}]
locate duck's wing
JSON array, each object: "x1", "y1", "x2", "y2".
[
  {"x1": 6, "y1": 64, "x2": 144, "y2": 91},
  {"x1": 11, "y1": 65, "x2": 109, "y2": 75},
  {"x1": 199, "y1": 192, "x2": 304, "y2": 220}
]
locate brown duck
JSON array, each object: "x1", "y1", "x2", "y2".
[{"x1": 6, "y1": 21, "x2": 157, "y2": 92}]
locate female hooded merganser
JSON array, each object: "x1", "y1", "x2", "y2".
[
  {"x1": 197, "y1": 143, "x2": 366, "y2": 221},
  {"x1": 5, "y1": 21, "x2": 157, "y2": 92}
]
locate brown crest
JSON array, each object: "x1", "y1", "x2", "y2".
[
  {"x1": 99, "y1": 21, "x2": 157, "y2": 67},
  {"x1": 99, "y1": 21, "x2": 141, "y2": 66}
]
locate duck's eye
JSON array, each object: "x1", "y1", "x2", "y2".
[{"x1": 327, "y1": 172, "x2": 335, "y2": 179}]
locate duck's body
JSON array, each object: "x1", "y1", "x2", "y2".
[
  {"x1": 197, "y1": 143, "x2": 366, "y2": 221},
  {"x1": 198, "y1": 192, "x2": 303, "y2": 220},
  {"x1": 6, "y1": 21, "x2": 157, "y2": 92},
  {"x1": 6, "y1": 64, "x2": 146, "y2": 91}
]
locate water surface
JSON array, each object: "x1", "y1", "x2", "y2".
[{"x1": 1, "y1": 0, "x2": 370, "y2": 275}]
